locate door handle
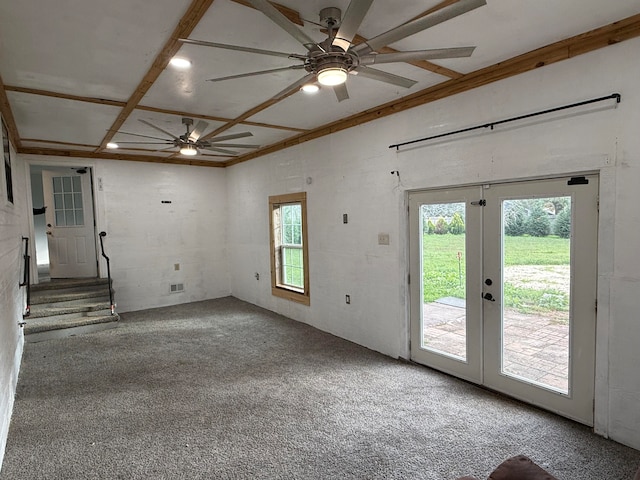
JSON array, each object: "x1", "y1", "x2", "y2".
[{"x1": 483, "y1": 292, "x2": 495, "y2": 302}]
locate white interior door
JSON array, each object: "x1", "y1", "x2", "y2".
[
  {"x1": 42, "y1": 170, "x2": 97, "y2": 278},
  {"x1": 409, "y1": 175, "x2": 598, "y2": 425}
]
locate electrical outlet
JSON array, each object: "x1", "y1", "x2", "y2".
[
  {"x1": 345, "y1": 294, "x2": 351, "y2": 304},
  {"x1": 174, "y1": 263, "x2": 180, "y2": 271},
  {"x1": 378, "y1": 233, "x2": 390, "y2": 245}
]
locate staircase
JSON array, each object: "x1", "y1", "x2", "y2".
[{"x1": 24, "y1": 277, "x2": 119, "y2": 342}]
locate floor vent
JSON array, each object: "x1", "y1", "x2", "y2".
[{"x1": 170, "y1": 283, "x2": 184, "y2": 293}]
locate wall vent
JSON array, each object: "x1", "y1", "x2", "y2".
[{"x1": 170, "y1": 283, "x2": 184, "y2": 293}]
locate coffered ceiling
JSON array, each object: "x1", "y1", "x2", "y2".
[{"x1": 1, "y1": 0, "x2": 639, "y2": 168}]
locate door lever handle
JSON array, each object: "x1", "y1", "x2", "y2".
[{"x1": 483, "y1": 292, "x2": 495, "y2": 302}]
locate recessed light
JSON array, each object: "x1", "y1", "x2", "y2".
[
  {"x1": 169, "y1": 57, "x2": 192, "y2": 69},
  {"x1": 301, "y1": 83, "x2": 320, "y2": 94},
  {"x1": 106, "y1": 142, "x2": 118, "y2": 149}
]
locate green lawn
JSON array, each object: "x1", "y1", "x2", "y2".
[{"x1": 422, "y1": 234, "x2": 570, "y2": 313}]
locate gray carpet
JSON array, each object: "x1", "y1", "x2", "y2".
[{"x1": 2, "y1": 297, "x2": 639, "y2": 479}]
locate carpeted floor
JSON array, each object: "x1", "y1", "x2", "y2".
[{"x1": 2, "y1": 297, "x2": 639, "y2": 479}]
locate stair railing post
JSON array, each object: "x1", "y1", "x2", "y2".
[
  {"x1": 98, "y1": 232, "x2": 115, "y2": 315},
  {"x1": 20, "y1": 236, "x2": 31, "y2": 318}
]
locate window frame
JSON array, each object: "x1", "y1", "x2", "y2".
[{"x1": 269, "y1": 192, "x2": 310, "y2": 305}]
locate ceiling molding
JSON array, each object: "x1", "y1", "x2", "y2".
[
  {"x1": 21, "y1": 138, "x2": 98, "y2": 149},
  {"x1": 135, "y1": 104, "x2": 308, "y2": 132},
  {"x1": 225, "y1": 13, "x2": 640, "y2": 167},
  {"x1": 5, "y1": 85, "x2": 126, "y2": 108},
  {"x1": 4, "y1": 85, "x2": 307, "y2": 133},
  {"x1": 200, "y1": 82, "x2": 300, "y2": 141},
  {"x1": 0, "y1": 74, "x2": 22, "y2": 149},
  {"x1": 96, "y1": 0, "x2": 217, "y2": 152},
  {"x1": 18, "y1": 146, "x2": 225, "y2": 168}
]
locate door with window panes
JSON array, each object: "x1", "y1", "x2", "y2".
[
  {"x1": 42, "y1": 170, "x2": 97, "y2": 278},
  {"x1": 409, "y1": 176, "x2": 598, "y2": 425}
]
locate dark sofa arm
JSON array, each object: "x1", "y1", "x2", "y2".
[
  {"x1": 456, "y1": 455, "x2": 558, "y2": 480},
  {"x1": 488, "y1": 455, "x2": 558, "y2": 480}
]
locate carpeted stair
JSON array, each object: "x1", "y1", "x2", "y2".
[{"x1": 24, "y1": 277, "x2": 119, "y2": 342}]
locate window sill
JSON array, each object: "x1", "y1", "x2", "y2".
[{"x1": 272, "y1": 286, "x2": 310, "y2": 306}]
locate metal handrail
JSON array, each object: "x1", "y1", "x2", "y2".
[
  {"x1": 20, "y1": 236, "x2": 31, "y2": 317},
  {"x1": 98, "y1": 231, "x2": 115, "y2": 315}
]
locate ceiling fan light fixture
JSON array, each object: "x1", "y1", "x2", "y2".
[
  {"x1": 301, "y1": 83, "x2": 320, "y2": 94},
  {"x1": 106, "y1": 142, "x2": 118, "y2": 149},
  {"x1": 317, "y1": 67, "x2": 348, "y2": 86},
  {"x1": 180, "y1": 144, "x2": 198, "y2": 156}
]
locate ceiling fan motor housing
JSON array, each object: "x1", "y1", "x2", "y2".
[{"x1": 305, "y1": 46, "x2": 359, "y2": 76}]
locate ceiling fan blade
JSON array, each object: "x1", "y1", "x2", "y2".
[
  {"x1": 210, "y1": 143, "x2": 261, "y2": 149},
  {"x1": 179, "y1": 38, "x2": 294, "y2": 59},
  {"x1": 333, "y1": 83, "x2": 349, "y2": 102},
  {"x1": 360, "y1": 47, "x2": 476, "y2": 65},
  {"x1": 189, "y1": 120, "x2": 209, "y2": 142},
  {"x1": 207, "y1": 65, "x2": 304, "y2": 82},
  {"x1": 114, "y1": 131, "x2": 174, "y2": 141},
  {"x1": 332, "y1": 0, "x2": 374, "y2": 51},
  {"x1": 246, "y1": 0, "x2": 316, "y2": 50},
  {"x1": 208, "y1": 132, "x2": 254, "y2": 143},
  {"x1": 355, "y1": 66, "x2": 418, "y2": 88},
  {"x1": 271, "y1": 73, "x2": 317, "y2": 101},
  {"x1": 202, "y1": 146, "x2": 239, "y2": 156},
  {"x1": 138, "y1": 119, "x2": 180, "y2": 140},
  {"x1": 111, "y1": 141, "x2": 173, "y2": 145},
  {"x1": 354, "y1": 0, "x2": 486, "y2": 55}
]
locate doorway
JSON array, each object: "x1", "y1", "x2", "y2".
[
  {"x1": 409, "y1": 175, "x2": 598, "y2": 425},
  {"x1": 31, "y1": 165, "x2": 98, "y2": 280}
]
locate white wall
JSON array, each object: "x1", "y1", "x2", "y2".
[
  {"x1": 0, "y1": 137, "x2": 27, "y2": 471},
  {"x1": 93, "y1": 160, "x2": 231, "y2": 312},
  {"x1": 226, "y1": 38, "x2": 640, "y2": 450}
]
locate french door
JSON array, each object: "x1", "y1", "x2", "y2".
[{"x1": 409, "y1": 175, "x2": 598, "y2": 425}]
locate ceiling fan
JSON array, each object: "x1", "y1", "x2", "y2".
[
  {"x1": 112, "y1": 117, "x2": 259, "y2": 156},
  {"x1": 180, "y1": 0, "x2": 486, "y2": 102}
]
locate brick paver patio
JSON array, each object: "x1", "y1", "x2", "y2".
[{"x1": 422, "y1": 300, "x2": 569, "y2": 392}]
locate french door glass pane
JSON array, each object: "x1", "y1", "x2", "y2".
[
  {"x1": 501, "y1": 197, "x2": 571, "y2": 393},
  {"x1": 420, "y1": 202, "x2": 467, "y2": 360}
]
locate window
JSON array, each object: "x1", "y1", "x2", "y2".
[
  {"x1": 2, "y1": 118, "x2": 13, "y2": 204},
  {"x1": 269, "y1": 192, "x2": 309, "y2": 305},
  {"x1": 52, "y1": 175, "x2": 85, "y2": 226}
]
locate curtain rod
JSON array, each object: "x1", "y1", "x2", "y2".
[{"x1": 389, "y1": 93, "x2": 621, "y2": 151}]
